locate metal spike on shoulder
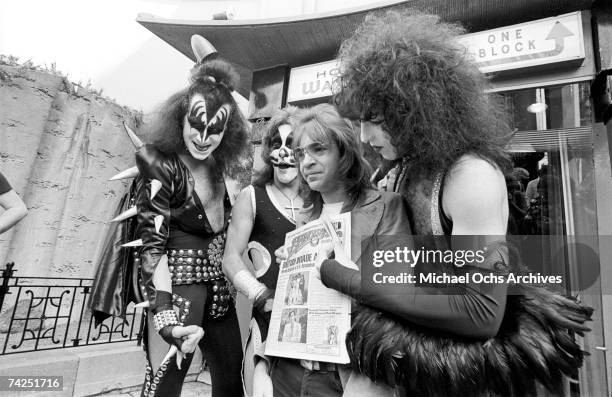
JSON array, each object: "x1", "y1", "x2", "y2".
[
  {"x1": 123, "y1": 122, "x2": 144, "y2": 149},
  {"x1": 110, "y1": 166, "x2": 139, "y2": 181},
  {"x1": 154, "y1": 215, "x2": 164, "y2": 233},
  {"x1": 150, "y1": 179, "x2": 162, "y2": 200},
  {"x1": 121, "y1": 239, "x2": 143, "y2": 248},
  {"x1": 111, "y1": 206, "x2": 137, "y2": 222}
]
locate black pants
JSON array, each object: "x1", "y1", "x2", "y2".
[
  {"x1": 271, "y1": 358, "x2": 343, "y2": 397},
  {"x1": 141, "y1": 283, "x2": 243, "y2": 397}
]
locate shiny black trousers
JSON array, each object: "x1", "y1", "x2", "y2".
[{"x1": 140, "y1": 283, "x2": 243, "y2": 397}]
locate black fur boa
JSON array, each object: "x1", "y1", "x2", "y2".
[{"x1": 346, "y1": 285, "x2": 592, "y2": 397}]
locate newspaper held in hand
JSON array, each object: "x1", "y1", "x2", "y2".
[{"x1": 265, "y1": 213, "x2": 351, "y2": 364}]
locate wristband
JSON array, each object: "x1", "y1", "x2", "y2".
[
  {"x1": 153, "y1": 309, "x2": 180, "y2": 332},
  {"x1": 234, "y1": 270, "x2": 267, "y2": 301}
]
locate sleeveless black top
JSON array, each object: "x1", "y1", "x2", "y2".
[{"x1": 250, "y1": 185, "x2": 295, "y2": 289}]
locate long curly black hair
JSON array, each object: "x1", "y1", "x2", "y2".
[
  {"x1": 334, "y1": 10, "x2": 512, "y2": 177},
  {"x1": 145, "y1": 58, "x2": 251, "y2": 179}
]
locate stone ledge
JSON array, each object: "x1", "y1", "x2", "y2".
[
  {"x1": 0, "y1": 348, "x2": 79, "y2": 397},
  {"x1": 72, "y1": 343, "x2": 145, "y2": 396},
  {"x1": 0, "y1": 342, "x2": 203, "y2": 397}
]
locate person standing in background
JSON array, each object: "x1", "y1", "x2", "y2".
[
  {"x1": 0, "y1": 171, "x2": 28, "y2": 234},
  {"x1": 525, "y1": 164, "x2": 547, "y2": 204}
]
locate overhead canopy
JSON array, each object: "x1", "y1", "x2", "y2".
[{"x1": 138, "y1": 0, "x2": 595, "y2": 96}]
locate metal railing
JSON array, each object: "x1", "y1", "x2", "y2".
[{"x1": 0, "y1": 262, "x2": 145, "y2": 355}]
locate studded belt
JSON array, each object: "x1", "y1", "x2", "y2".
[{"x1": 167, "y1": 236, "x2": 225, "y2": 285}]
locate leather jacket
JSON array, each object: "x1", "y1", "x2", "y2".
[
  {"x1": 91, "y1": 144, "x2": 235, "y2": 322},
  {"x1": 135, "y1": 144, "x2": 231, "y2": 307},
  {"x1": 91, "y1": 182, "x2": 141, "y2": 326}
]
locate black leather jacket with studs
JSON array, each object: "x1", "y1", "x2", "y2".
[{"x1": 134, "y1": 144, "x2": 231, "y2": 308}]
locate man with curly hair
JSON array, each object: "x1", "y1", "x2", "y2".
[{"x1": 322, "y1": 10, "x2": 593, "y2": 397}]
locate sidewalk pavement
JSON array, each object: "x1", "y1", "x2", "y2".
[
  {"x1": 89, "y1": 380, "x2": 211, "y2": 397},
  {"x1": 89, "y1": 373, "x2": 212, "y2": 397}
]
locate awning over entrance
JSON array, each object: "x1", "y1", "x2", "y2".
[{"x1": 137, "y1": 0, "x2": 594, "y2": 96}]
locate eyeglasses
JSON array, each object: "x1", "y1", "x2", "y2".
[{"x1": 293, "y1": 142, "x2": 330, "y2": 162}]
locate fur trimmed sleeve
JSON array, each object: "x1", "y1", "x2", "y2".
[{"x1": 322, "y1": 191, "x2": 506, "y2": 339}]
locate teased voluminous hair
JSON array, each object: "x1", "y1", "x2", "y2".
[{"x1": 334, "y1": 10, "x2": 512, "y2": 177}]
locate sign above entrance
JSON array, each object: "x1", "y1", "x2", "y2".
[
  {"x1": 287, "y1": 12, "x2": 587, "y2": 101},
  {"x1": 458, "y1": 12, "x2": 585, "y2": 74},
  {"x1": 287, "y1": 60, "x2": 340, "y2": 103}
]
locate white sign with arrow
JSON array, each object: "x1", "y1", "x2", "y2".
[{"x1": 458, "y1": 12, "x2": 585, "y2": 74}]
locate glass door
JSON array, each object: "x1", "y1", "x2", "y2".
[{"x1": 501, "y1": 82, "x2": 605, "y2": 396}]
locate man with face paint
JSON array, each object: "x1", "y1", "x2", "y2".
[
  {"x1": 326, "y1": 11, "x2": 593, "y2": 396},
  {"x1": 92, "y1": 36, "x2": 250, "y2": 397},
  {"x1": 222, "y1": 107, "x2": 302, "y2": 397}
]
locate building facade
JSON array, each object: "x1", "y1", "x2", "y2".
[{"x1": 137, "y1": 1, "x2": 612, "y2": 395}]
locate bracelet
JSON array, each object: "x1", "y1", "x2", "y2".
[{"x1": 153, "y1": 309, "x2": 180, "y2": 332}]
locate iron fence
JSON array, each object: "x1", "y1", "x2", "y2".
[{"x1": 0, "y1": 262, "x2": 145, "y2": 355}]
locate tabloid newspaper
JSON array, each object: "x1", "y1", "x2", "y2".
[{"x1": 265, "y1": 212, "x2": 351, "y2": 364}]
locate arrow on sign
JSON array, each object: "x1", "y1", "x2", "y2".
[
  {"x1": 475, "y1": 21, "x2": 574, "y2": 68},
  {"x1": 543, "y1": 21, "x2": 574, "y2": 56}
]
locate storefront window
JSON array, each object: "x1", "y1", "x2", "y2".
[
  {"x1": 500, "y1": 82, "x2": 597, "y2": 298},
  {"x1": 545, "y1": 83, "x2": 593, "y2": 128},
  {"x1": 503, "y1": 88, "x2": 538, "y2": 131}
]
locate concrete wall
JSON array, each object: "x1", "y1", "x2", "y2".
[{"x1": 0, "y1": 64, "x2": 140, "y2": 279}]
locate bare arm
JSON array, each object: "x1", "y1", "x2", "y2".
[
  {"x1": 225, "y1": 186, "x2": 273, "y2": 377},
  {"x1": 223, "y1": 186, "x2": 272, "y2": 304},
  {"x1": 437, "y1": 155, "x2": 509, "y2": 336},
  {"x1": 223, "y1": 187, "x2": 255, "y2": 280},
  {"x1": 0, "y1": 190, "x2": 28, "y2": 234},
  {"x1": 443, "y1": 156, "x2": 509, "y2": 237}
]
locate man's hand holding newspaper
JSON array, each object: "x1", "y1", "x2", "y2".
[{"x1": 265, "y1": 214, "x2": 352, "y2": 364}]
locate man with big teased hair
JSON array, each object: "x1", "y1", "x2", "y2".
[
  {"x1": 92, "y1": 36, "x2": 250, "y2": 397},
  {"x1": 323, "y1": 10, "x2": 594, "y2": 397},
  {"x1": 222, "y1": 106, "x2": 302, "y2": 397}
]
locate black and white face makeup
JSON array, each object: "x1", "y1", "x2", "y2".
[
  {"x1": 269, "y1": 123, "x2": 297, "y2": 184},
  {"x1": 183, "y1": 92, "x2": 231, "y2": 160}
]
